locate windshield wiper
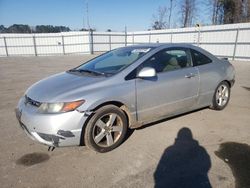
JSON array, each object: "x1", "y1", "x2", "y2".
[{"x1": 68, "y1": 69, "x2": 106, "y2": 76}]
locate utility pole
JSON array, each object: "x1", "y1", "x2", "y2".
[
  {"x1": 83, "y1": 0, "x2": 85, "y2": 30},
  {"x1": 86, "y1": 0, "x2": 90, "y2": 30}
]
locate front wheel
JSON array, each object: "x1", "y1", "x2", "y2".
[
  {"x1": 211, "y1": 81, "x2": 230, "y2": 110},
  {"x1": 84, "y1": 105, "x2": 128, "y2": 152}
]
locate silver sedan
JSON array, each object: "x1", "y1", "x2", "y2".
[{"x1": 15, "y1": 44, "x2": 235, "y2": 152}]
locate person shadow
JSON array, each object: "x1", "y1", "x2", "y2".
[{"x1": 154, "y1": 127, "x2": 212, "y2": 188}]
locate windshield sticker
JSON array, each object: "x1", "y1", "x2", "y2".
[{"x1": 132, "y1": 48, "x2": 151, "y2": 53}]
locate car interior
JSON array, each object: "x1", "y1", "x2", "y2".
[{"x1": 144, "y1": 50, "x2": 190, "y2": 73}]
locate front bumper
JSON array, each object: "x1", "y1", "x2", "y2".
[{"x1": 15, "y1": 97, "x2": 88, "y2": 147}]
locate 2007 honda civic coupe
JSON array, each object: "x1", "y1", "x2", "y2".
[{"x1": 15, "y1": 43, "x2": 235, "y2": 152}]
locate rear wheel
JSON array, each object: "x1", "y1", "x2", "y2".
[
  {"x1": 84, "y1": 105, "x2": 128, "y2": 152},
  {"x1": 211, "y1": 81, "x2": 230, "y2": 110}
]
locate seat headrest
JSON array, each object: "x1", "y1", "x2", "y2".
[{"x1": 168, "y1": 57, "x2": 179, "y2": 66}]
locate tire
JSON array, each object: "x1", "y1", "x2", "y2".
[
  {"x1": 211, "y1": 81, "x2": 230, "y2": 110},
  {"x1": 84, "y1": 105, "x2": 128, "y2": 153}
]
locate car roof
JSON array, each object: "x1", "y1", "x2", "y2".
[
  {"x1": 125, "y1": 43, "x2": 217, "y2": 61},
  {"x1": 128, "y1": 43, "x2": 196, "y2": 49}
]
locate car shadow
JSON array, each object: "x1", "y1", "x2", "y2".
[{"x1": 154, "y1": 127, "x2": 212, "y2": 188}]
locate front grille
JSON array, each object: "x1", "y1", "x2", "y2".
[{"x1": 25, "y1": 95, "x2": 41, "y2": 107}]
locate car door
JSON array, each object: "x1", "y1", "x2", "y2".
[
  {"x1": 190, "y1": 49, "x2": 222, "y2": 107},
  {"x1": 136, "y1": 48, "x2": 199, "y2": 122}
]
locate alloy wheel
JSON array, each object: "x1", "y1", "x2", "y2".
[
  {"x1": 216, "y1": 84, "x2": 229, "y2": 107},
  {"x1": 92, "y1": 113, "x2": 123, "y2": 147}
]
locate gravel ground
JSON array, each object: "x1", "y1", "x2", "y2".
[{"x1": 0, "y1": 55, "x2": 249, "y2": 188}]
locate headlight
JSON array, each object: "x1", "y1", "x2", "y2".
[{"x1": 38, "y1": 100, "x2": 85, "y2": 113}]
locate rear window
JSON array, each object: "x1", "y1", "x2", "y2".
[{"x1": 191, "y1": 49, "x2": 212, "y2": 66}]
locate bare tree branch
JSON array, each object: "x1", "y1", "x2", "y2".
[
  {"x1": 152, "y1": 6, "x2": 168, "y2": 30},
  {"x1": 181, "y1": 0, "x2": 196, "y2": 27}
]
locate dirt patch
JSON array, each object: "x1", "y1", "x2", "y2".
[
  {"x1": 215, "y1": 142, "x2": 250, "y2": 188},
  {"x1": 16, "y1": 152, "x2": 50, "y2": 166}
]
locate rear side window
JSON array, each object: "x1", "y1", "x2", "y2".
[{"x1": 191, "y1": 49, "x2": 212, "y2": 66}]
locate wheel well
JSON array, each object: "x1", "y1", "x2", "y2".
[
  {"x1": 79, "y1": 101, "x2": 131, "y2": 146},
  {"x1": 92, "y1": 101, "x2": 124, "y2": 111},
  {"x1": 92, "y1": 101, "x2": 131, "y2": 125},
  {"x1": 223, "y1": 80, "x2": 231, "y2": 88}
]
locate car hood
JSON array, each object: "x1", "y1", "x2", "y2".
[{"x1": 26, "y1": 72, "x2": 107, "y2": 102}]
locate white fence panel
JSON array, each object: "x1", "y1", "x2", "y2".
[
  {"x1": 93, "y1": 44, "x2": 109, "y2": 52},
  {"x1": 0, "y1": 23, "x2": 250, "y2": 60},
  {"x1": 133, "y1": 35, "x2": 149, "y2": 43},
  {"x1": 111, "y1": 35, "x2": 125, "y2": 43},
  {"x1": 200, "y1": 30, "x2": 237, "y2": 43},
  {"x1": 150, "y1": 33, "x2": 171, "y2": 43},
  {"x1": 0, "y1": 47, "x2": 6, "y2": 56},
  {"x1": 36, "y1": 46, "x2": 63, "y2": 55},
  {"x1": 237, "y1": 29, "x2": 250, "y2": 42},
  {"x1": 64, "y1": 44, "x2": 89, "y2": 54},
  {"x1": 7, "y1": 46, "x2": 35, "y2": 55},
  {"x1": 93, "y1": 35, "x2": 109, "y2": 43},
  {"x1": 110, "y1": 43, "x2": 125, "y2": 49},
  {"x1": 236, "y1": 45, "x2": 250, "y2": 57},
  {"x1": 173, "y1": 32, "x2": 198, "y2": 43},
  {"x1": 0, "y1": 37, "x2": 6, "y2": 56},
  {"x1": 200, "y1": 44, "x2": 235, "y2": 57}
]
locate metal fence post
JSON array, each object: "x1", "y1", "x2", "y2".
[
  {"x1": 170, "y1": 30, "x2": 173, "y2": 43},
  {"x1": 233, "y1": 28, "x2": 239, "y2": 60},
  {"x1": 62, "y1": 35, "x2": 65, "y2": 55},
  {"x1": 125, "y1": 30, "x2": 127, "y2": 47},
  {"x1": 33, "y1": 35, "x2": 37, "y2": 56},
  {"x1": 89, "y1": 30, "x2": 94, "y2": 54},
  {"x1": 3, "y1": 37, "x2": 8, "y2": 56},
  {"x1": 132, "y1": 33, "x2": 134, "y2": 45},
  {"x1": 197, "y1": 28, "x2": 201, "y2": 46},
  {"x1": 109, "y1": 34, "x2": 112, "y2": 51}
]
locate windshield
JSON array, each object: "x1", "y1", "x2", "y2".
[{"x1": 76, "y1": 47, "x2": 153, "y2": 75}]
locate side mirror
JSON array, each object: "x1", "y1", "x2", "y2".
[{"x1": 137, "y1": 67, "x2": 156, "y2": 78}]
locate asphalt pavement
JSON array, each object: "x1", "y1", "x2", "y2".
[{"x1": 0, "y1": 55, "x2": 249, "y2": 188}]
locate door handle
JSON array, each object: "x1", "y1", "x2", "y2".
[{"x1": 185, "y1": 73, "x2": 196, "y2": 78}]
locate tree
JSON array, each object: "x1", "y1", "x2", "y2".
[
  {"x1": 35, "y1": 25, "x2": 70, "y2": 33},
  {"x1": 152, "y1": 6, "x2": 168, "y2": 30},
  {"x1": 181, "y1": 0, "x2": 196, "y2": 27},
  {"x1": 0, "y1": 25, "x2": 7, "y2": 33},
  {"x1": 223, "y1": 0, "x2": 242, "y2": 23},
  {"x1": 6, "y1": 24, "x2": 31, "y2": 33},
  {"x1": 241, "y1": 0, "x2": 249, "y2": 21},
  {"x1": 211, "y1": 0, "x2": 219, "y2": 24},
  {"x1": 80, "y1": 28, "x2": 96, "y2": 31},
  {"x1": 212, "y1": 0, "x2": 250, "y2": 24}
]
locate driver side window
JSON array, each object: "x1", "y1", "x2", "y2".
[{"x1": 142, "y1": 48, "x2": 191, "y2": 73}]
